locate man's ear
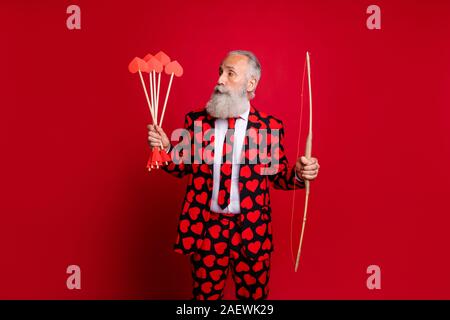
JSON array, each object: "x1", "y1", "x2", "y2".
[{"x1": 247, "y1": 78, "x2": 257, "y2": 92}]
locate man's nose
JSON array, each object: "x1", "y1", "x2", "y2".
[{"x1": 218, "y1": 73, "x2": 227, "y2": 85}]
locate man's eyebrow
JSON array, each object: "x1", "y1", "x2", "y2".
[{"x1": 223, "y1": 65, "x2": 236, "y2": 71}]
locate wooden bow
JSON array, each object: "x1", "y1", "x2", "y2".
[{"x1": 292, "y1": 51, "x2": 313, "y2": 272}]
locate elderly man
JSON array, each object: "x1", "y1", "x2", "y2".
[{"x1": 147, "y1": 50, "x2": 319, "y2": 300}]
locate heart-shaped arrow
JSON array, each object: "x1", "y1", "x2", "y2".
[
  {"x1": 143, "y1": 53, "x2": 153, "y2": 62},
  {"x1": 147, "y1": 57, "x2": 163, "y2": 73},
  {"x1": 128, "y1": 57, "x2": 150, "y2": 73},
  {"x1": 165, "y1": 60, "x2": 183, "y2": 77},
  {"x1": 154, "y1": 51, "x2": 171, "y2": 66}
]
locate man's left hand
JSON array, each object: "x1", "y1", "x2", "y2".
[{"x1": 296, "y1": 156, "x2": 320, "y2": 181}]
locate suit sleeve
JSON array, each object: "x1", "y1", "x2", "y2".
[
  {"x1": 161, "y1": 113, "x2": 194, "y2": 179},
  {"x1": 267, "y1": 120, "x2": 305, "y2": 190}
]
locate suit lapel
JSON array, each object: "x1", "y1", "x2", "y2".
[
  {"x1": 201, "y1": 113, "x2": 216, "y2": 177},
  {"x1": 238, "y1": 106, "x2": 261, "y2": 212}
]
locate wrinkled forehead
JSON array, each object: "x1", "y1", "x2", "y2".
[{"x1": 220, "y1": 54, "x2": 250, "y2": 73}]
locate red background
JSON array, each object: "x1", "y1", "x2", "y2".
[{"x1": 1, "y1": 0, "x2": 449, "y2": 299}]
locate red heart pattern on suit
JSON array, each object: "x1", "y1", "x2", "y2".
[
  {"x1": 179, "y1": 220, "x2": 190, "y2": 233},
  {"x1": 256, "y1": 224, "x2": 266, "y2": 236},
  {"x1": 191, "y1": 222, "x2": 203, "y2": 235},
  {"x1": 241, "y1": 227, "x2": 253, "y2": 241},
  {"x1": 203, "y1": 255, "x2": 215, "y2": 267},
  {"x1": 214, "y1": 242, "x2": 227, "y2": 255},
  {"x1": 247, "y1": 210, "x2": 260, "y2": 223},
  {"x1": 246, "y1": 179, "x2": 259, "y2": 192},
  {"x1": 208, "y1": 225, "x2": 221, "y2": 239},
  {"x1": 193, "y1": 177, "x2": 205, "y2": 190},
  {"x1": 182, "y1": 237, "x2": 194, "y2": 250},
  {"x1": 195, "y1": 192, "x2": 208, "y2": 205},
  {"x1": 248, "y1": 241, "x2": 261, "y2": 254},
  {"x1": 210, "y1": 270, "x2": 223, "y2": 281}
]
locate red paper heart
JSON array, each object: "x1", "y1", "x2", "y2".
[
  {"x1": 147, "y1": 56, "x2": 163, "y2": 73},
  {"x1": 128, "y1": 57, "x2": 149, "y2": 73},
  {"x1": 143, "y1": 53, "x2": 153, "y2": 62},
  {"x1": 154, "y1": 51, "x2": 171, "y2": 66},
  {"x1": 139, "y1": 58, "x2": 150, "y2": 72},
  {"x1": 165, "y1": 60, "x2": 183, "y2": 77}
]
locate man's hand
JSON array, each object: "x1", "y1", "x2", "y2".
[
  {"x1": 296, "y1": 156, "x2": 320, "y2": 181},
  {"x1": 147, "y1": 124, "x2": 170, "y2": 150}
]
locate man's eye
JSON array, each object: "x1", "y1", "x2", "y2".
[{"x1": 228, "y1": 72, "x2": 234, "y2": 77}]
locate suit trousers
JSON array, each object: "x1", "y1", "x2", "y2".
[{"x1": 190, "y1": 210, "x2": 271, "y2": 300}]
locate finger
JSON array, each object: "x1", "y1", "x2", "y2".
[
  {"x1": 150, "y1": 141, "x2": 161, "y2": 147},
  {"x1": 148, "y1": 131, "x2": 161, "y2": 139},
  {"x1": 300, "y1": 156, "x2": 315, "y2": 166},
  {"x1": 155, "y1": 125, "x2": 165, "y2": 135},
  {"x1": 303, "y1": 164, "x2": 319, "y2": 171},
  {"x1": 300, "y1": 156, "x2": 309, "y2": 165},
  {"x1": 302, "y1": 174, "x2": 316, "y2": 180},
  {"x1": 148, "y1": 136, "x2": 161, "y2": 143}
]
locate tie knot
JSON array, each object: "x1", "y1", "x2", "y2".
[{"x1": 228, "y1": 117, "x2": 236, "y2": 129}]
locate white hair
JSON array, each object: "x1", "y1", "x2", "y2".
[{"x1": 227, "y1": 50, "x2": 261, "y2": 99}]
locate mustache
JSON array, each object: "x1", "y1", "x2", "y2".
[{"x1": 213, "y1": 85, "x2": 230, "y2": 95}]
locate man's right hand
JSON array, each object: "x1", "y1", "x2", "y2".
[{"x1": 147, "y1": 124, "x2": 170, "y2": 150}]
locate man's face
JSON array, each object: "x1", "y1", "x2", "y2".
[
  {"x1": 217, "y1": 54, "x2": 250, "y2": 96},
  {"x1": 205, "y1": 54, "x2": 254, "y2": 119}
]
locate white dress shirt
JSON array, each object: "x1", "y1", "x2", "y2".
[{"x1": 210, "y1": 105, "x2": 250, "y2": 214}]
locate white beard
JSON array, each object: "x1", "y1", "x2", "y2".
[{"x1": 205, "y1": 85, "x2": 249, "y2": 119}]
